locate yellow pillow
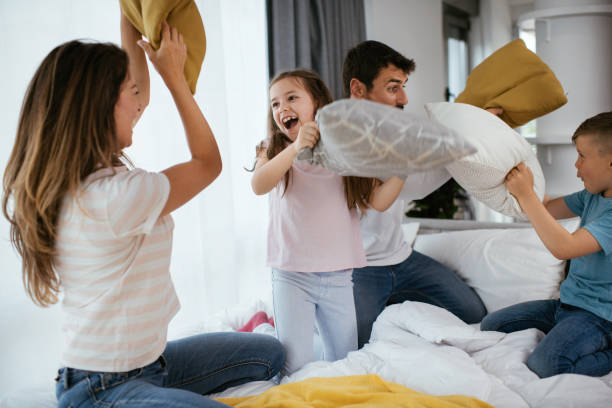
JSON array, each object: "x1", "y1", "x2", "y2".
[
  {"x1": 455, "y1": 39, "x2": 567, "y2": 128},
  {"x1": 120, "y1": 0, "x2": 206, "y2": 94}
]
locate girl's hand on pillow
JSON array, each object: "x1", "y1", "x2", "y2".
[{"x1": 293, "y1": 121, "x2": 320, "y2": 153}]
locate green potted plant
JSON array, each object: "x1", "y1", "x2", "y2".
[{"x1": 405, "y1": 178, "x2": 472, "y2": 219}]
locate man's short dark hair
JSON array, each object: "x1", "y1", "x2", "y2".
[{"x1": 342, "y1": 40, "x2": 416, "y2": 98}]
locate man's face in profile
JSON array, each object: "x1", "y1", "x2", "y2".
[{"x1": 364, "y1": 64, "x2": 408, "y2": 109}]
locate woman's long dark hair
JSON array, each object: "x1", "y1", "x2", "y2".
[{"x1": 2, "y1": 40, "x2": 129, "y2": 306}]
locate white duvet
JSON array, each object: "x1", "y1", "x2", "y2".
[
  {"x1": 214, "y1": 301, "x2": 612, "y2": 408},
  {"x1": 5, "y1": 300, "x2": 612, "y2": 408}
]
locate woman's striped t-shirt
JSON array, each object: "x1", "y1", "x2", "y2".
[{"x1": 55, "y1": 166, "x2": 179, "y2": 372}]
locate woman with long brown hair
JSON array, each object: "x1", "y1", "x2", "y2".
[{"x1": 2, "y1": 16, "x2": 283, "y2": 408}]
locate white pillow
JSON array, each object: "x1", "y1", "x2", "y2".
[
  {"x1": 412, "y1": 218, "x2": 580, "y2": 313},
  {"x1": 424, "y1": 102, "x2": 545, "y2": 220},
  {"x1": 399, "y1": 167, "x2": 452, "y2": 201},
  {"x1": 296, "y1": 99, "x2": 477, "y2": 180}
]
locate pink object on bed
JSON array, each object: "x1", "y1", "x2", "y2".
[{"x1": 237, "y1": 311, "x2": 274, "y2": 332}]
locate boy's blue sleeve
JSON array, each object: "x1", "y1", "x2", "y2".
[
  {"x1": 564, "y1": 190, "x2": 587, "y2": 216},
  {"x1": 584, "y1": 213, "x2": 612, "y2": 255}
]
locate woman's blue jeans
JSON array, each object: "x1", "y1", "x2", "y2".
[
  {"x1": 55, "y1": 332, "x2": 285, "y2": 407},
  {"x1": 481, "y1": 299, "x2": 612, "y2": 378}
]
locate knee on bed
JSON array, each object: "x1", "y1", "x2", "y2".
[
  {"x1": 480, "y1": 313, "x2": 503, "y2": 332},
  {"x1": 460, "y1": 300, "x2": 487, "y2": 325},
  {"x1": 526, "y1": 348, "x2": 569, "y2": 378},
  {"x1": 265, "y1": 336, "x2": 286, "y2": 379}
]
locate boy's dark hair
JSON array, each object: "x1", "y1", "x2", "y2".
[
  {"x1": 342, "y1": 40, "x2": 415, "y2": 98},
  {"x1": 572, "y1": 111, "x2": 612, "y2": 154}
]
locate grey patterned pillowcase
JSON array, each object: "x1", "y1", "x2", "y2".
[{"x1": 296, "y1": 99, "x2": 476, "y2": 180}]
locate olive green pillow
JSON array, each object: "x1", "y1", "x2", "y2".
[
  {"x1": 455, "y1": 39, "x2": 567, "y2": 128},
  {"x1": 120, "y1": 0, "x2": 206, "y2": 94}
]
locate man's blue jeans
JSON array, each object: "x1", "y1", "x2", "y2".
[
  {"x1": 353, "y1": 250, "x2": 487, "y2": 348},
  {"x1": 55, "y1": 332, "x2": 285, "y2": 407},
  {"x1": 481, "y1": 299, "x2": 612, "y2": 378}
]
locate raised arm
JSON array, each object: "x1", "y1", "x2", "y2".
[
  {"x1": 368, "y1": 176, "x2": 405, "y2": 212},
  {"x1": 251, "y1": 122, "x2": 319, "y2": 195},
  {"x1": 506, "y1": 162, "x2": 601, "y2": 260},
  {"x1": 251, "y1": 145, "x2": 296, "y2": 195},
  {"x1": 120, "y1": 12, "x2": 150, "y2": 111},
  {"x1": 138, "y1": 22, "x2": 221, "y2": 216}
]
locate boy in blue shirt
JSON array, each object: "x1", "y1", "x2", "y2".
[{"x1": 481, "y1": 111, "x2": 612, "y2": 378}]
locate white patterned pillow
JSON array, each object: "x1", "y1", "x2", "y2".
[
  {"x1": 425, "y1": 102, "x2": 545, "y2": 220},
  {"x1": 296, "y1": 99, "x2": 477, "y2": 180}
]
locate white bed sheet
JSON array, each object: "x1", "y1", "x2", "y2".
[
  {"x1": 5, "y1": 299, "x2": 612, "y2": 408},
  {"x1": 213, "y1": 301, "x2": 612, "y2": 408}
]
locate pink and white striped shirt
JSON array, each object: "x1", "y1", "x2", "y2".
[{"x1": 55, "y1": 166, "x2": 179, "y2": 372}]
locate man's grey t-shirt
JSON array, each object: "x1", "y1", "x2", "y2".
[{"x1": 359, "y1": 168, "x2": 451, "y2": 266}]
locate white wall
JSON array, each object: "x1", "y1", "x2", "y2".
[
  {"x1": 528, "y1": 0, "x2": 612, "y2": 197},
  {"x1": 364, "y1": 0, "x2": 446, "y2": 117},
  {"x1": 363, "y1": 0, "x2": 515, "y2": 116},
  {"x1": 470, "y1": 0, "x2": 513, "y2": 69}
]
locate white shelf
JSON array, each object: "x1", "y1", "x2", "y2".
[
  {"x1": 517, "y1": 4, "x2": 612, "y2": 30},
  {"x1": 405, "y1": 217, "x2": 531, "y2": 233},
  {"x1": 530, "y1": 135, "x2": 573, "y2": 145}
]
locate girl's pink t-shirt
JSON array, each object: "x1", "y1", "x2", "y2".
[{"x1": 267, "y1": 161, "x2": 366, "y2": 272}]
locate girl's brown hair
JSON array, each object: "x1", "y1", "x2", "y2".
[
  {"x1": 257, "y1": 69, "x2": 374, "y2": 210},
  {"x1": 2, "y1": 40, "x2": 130, "y2": 307}
]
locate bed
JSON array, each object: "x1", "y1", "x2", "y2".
[
  {"x1": 211, "y1": 217, "x2": 612, "y2": 408},
  {"x1": 3, "y1": 218, "x2": 612, "y2": 408}
]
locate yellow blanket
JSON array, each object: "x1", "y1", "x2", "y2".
[{"x1": 217, "y1": 374, "x2": 493, "y2": 408}]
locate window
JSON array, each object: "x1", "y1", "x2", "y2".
[
  {"x1": 443, "y1": 4, "x2": 472, "y2": 102},
  {"x1": 518, "y1": 26, "x2": 537, "y2": 141}
]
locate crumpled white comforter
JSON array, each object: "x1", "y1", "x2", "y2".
[
  {"x1": 6, "y1": 300, "x2": 612, "y2": 407},
  {"x1": 215, "y1": 301, "x2": 612, "y2": 408}
]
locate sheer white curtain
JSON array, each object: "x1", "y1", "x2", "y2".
[{"x1": 0, "y1": 0, "x2": 270, "y2": 394}]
